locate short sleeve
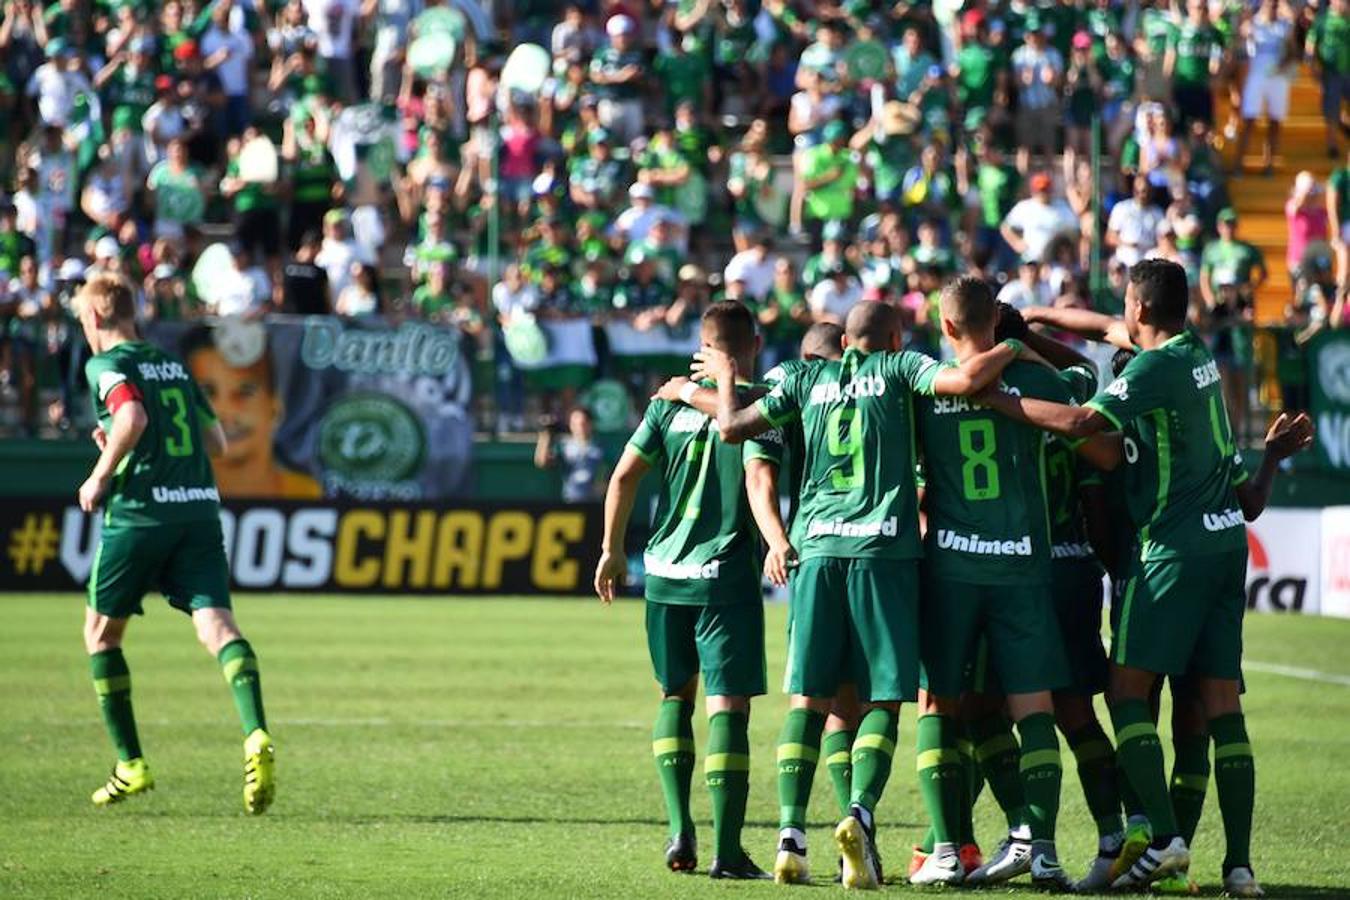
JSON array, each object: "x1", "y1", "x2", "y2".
[
  {"x1": 883, "y1": 350, "x2": 940, "y2": 396},
  {"x1": 626, "y1": 401, "x2": 666, "y2": 465},
  {"x1": 1084, "y1": 352, "x2": 1164, "y2": 429},
  {"x1": 1057, "y1": 363, "x2": 1099, "y2": 405},
  {"x1": 1230, "y1": 446, "x2": 1250, "y2": 486},
  {"x1": 755, "y1": 371, "x2": 803, "y2": 427},
  {"x1": 743, "y1": 426, "x2": 785, "y2": 468}
]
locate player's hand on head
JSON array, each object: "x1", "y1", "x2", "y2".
[
  {"x1": 653, "y1": 377, "x2": 690, "y2": 403},
  {"x1": 762, "y1": 541, "x2": 797, "y2": 588},
  {"x1": 78, "y1": 474, "x2": 109, "y2": 513},
  {"x1": 996, "y1": 302, "x2": 1028, "y2": 341},
  {"x1": 1264, "y1": 412, "x2": 1315, "y2": 459},
  {"x1": 594, "y1": 550, "x2": 627, "y2": 605},
  {"x1": 692, "y1": 348, "x2": 735, "y2": 383}
]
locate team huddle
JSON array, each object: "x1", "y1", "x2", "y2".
[{"x1": 595, "y1": 260, "x2": 1315, "y2": 894}]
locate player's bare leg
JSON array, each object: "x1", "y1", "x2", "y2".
[
  {"x1": 655, "y1": 678, "x2": 699, "y2": 872},
  {"x1": 193, "y1": 607, "x2": 274, "y2": 814},
  {"x1": 85, "y1": 610, "x2": 154, "y2": 806},
  {"x1": 705, "y1": 693, "x2": 766, "y2": 879}
]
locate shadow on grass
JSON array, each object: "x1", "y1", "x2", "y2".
[{"x1": 361, "y1": 814, "x2": 927, "y2": 830}]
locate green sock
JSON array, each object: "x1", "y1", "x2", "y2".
[
  {"x1": 706, "y1": 711, "x2": 751, "y2": 863},
  {"x1": 915, "y1": 714, "x2": 962, "y2": 845},
  {"x1": 217, "y1": 639, "x2": 267, "y2": 734},
  {"x1": 957, "y1": 737, "x2": 979, "y2": 845},
  {"x1": 1210, "y1": 713, "x2": 1254, "y2": 872},
  {"x1": 970, "y1": 712, "x2": 1025, "y2": 830},
  {"x1": 1119, "y1": 765, "x2": 1145, "y2": 820},
  {"x1": 1067, "y1": 722, "x2": 1124, "y2": 838},
  {"x1": 1170, "y1": 732, "x2": 1211, "y2": 846},
  {"x1": 91, "y1": 649, "x2": 141, "y2": 761},
  {"x1": 1017, "y1": 712, "x2": 1063, "y2": 841},
  {"x1": 1110, "y1": 699, "x2": 1178, "y2": 836},
  {"x1": 822, "y1": 729, "x2": 855, "y2": 817},
  {"x1": 850, "y1": 707, "x2": 898, "y2": 813},
  {"x1": 777, "y1": 708, "x2": 825, "y2": 831},
  {"x1": 652, "y1": 699, "x2": 696, "y2": 839}
]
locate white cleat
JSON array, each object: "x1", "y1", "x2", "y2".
[
  {"x1": 1223, "y1": 866, "x2": 1265, "y2": 898},
  {"x1": 966, "y1": 836, "x2": 1032, "y2": 885},
  {"x1": 1111, "y1": 836, "x2": 1190, "y2": 890},
  {"x1": 1029, "y1": 843, "x2": 1074, "y2": 893},
  {"x1": 909, "y1": 845, "x2": 964, "y2": 886}
]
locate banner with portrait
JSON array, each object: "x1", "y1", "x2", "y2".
[{"x1": 142, "y1": 316, "x2": 474, "y2": 501}]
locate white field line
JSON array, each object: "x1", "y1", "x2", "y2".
[{"x1": 1245, "y1": 660, "x2": 1350, "y2": 688}]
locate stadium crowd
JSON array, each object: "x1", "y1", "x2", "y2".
[{"x1": 0, "y1": 0, "x2": 1347, "y2": 438}]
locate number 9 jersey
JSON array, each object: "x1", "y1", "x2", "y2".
[
  {"x1": 754, "y1": 346, "x2": 940, "y2": 562},
  {"x1": 86, "y1": 341, "x2": 222, "y2": 527},
  {"x1": 916, "y1": 359, "x2": 1075, "y2": 586}
]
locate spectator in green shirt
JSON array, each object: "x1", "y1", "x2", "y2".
[
  {"x1": 220, "y1": 128, "x2": 282, "y2": 271},
  {"x1": 796, "y1": 119, "x2": 858, "y2": 235},
  {"x1": 1308, "y1": 0, "x2": 1350, "y2": 157},
  {"x1": 1200, "y1": 207, "x2": 1266, "y2": 443},
  {"x1": 1166, "y1": 0, "x2": 1224, "y2": 126}
]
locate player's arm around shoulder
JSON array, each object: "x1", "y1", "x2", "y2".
[
  {"x1": 1023, "y1": 363, "x2": 1124, "y2": 470},
  {"x1": 921, "y1": 339, "x2": 1026, "y2": 397}
]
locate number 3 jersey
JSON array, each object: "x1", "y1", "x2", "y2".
[
  {"x1": 917, "y1": 359, "x2": 1074, "y2": 585},
  {"x1": 85, "y1": 341, "x2": 221, "y2": 527},
  {"x1": 755, "y1": 347, "x2": 941, "y2": 562},
  {"x1": 628, "y1": 392, "x2": 783, "y2": 605}
]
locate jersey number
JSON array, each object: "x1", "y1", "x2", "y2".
[
  {"x1": 160, "y1": 387, "x2": 194, "y2": 458},
  {"x1": 958, "y1": 419, "x2": 1000, "y2": 501},
  {"x1": 826, "y1": 407, "x2": 865, "y2": 490}
]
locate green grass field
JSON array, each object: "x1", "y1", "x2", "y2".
[{"x1": 2, "y1": 594, "x2": 1349, "y2": 899}]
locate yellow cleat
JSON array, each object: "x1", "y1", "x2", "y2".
[
  {"x1": 91, "y1": 758, "x2": 154, "y2": 806},
  {"x1": 243, "y1": 729, "x2": 276, "y2": 815},
  {"x1": 835, "y1": 815, "x2": 880, "y2": 890},
  {"x1": 773, "y1": 847, "x2": 811, "y2": 885},
  {"x1": 1153, "y1": 873, "x2": 1201, "y2": 895},
  {"x1": 1110, "y1": 819, "x2": 1153, "y2": 884}
]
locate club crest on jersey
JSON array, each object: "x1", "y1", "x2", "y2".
[{"x1": 1105, "y1": 378, "x2": 1129, "y2": 400}]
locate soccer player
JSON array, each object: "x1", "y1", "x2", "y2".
[
  {"x1": 698, "y1": 299, "x2": 1033, "y2": 889},
  {"x1": 73, "y1": 273, "x2": 275, "y2": 813},
  {"x1": 977, "y1": 259, "x2": 1310, "y2": 895},
  {"x1": 906, "y1": 279, "x2": 1116, "y2": 889},
  {"x1": 594, "y1": 301, "x2": 786, "y2": 880}
]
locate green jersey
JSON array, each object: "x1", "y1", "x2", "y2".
[
  {"x1": 1170, "y1": 22, "x2": 1222, "y2": 87},
  {"x1": 918, "y1": 360, "x2": 1072, "y2": 586},
  {"x1": 1043, "y1": 364, "x2": 1102, "y2": 567},
  {"x1": 1200, "y1": 238, "x2": 1264, "y2": 291},
  {"x1": 1311, "y1": 12, "x2": 1350, "y2": 75},
  {"x1": 1084, "y1": 331, "x2": 1248, "y2": 561},
  {"x1": 755, "y1": 347, "x2": 940, "y2": 562},
  {"x1": 628, "y1": 393, "x2": 783, "y2": 605},
  {"x1": 85, "y1": 341, "x2": 220, "y2": 528}
]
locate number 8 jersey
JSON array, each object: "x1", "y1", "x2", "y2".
[
  {"x1": 917, "y1": 359, "x2": 1075, "y2": 585},
  {"x1": 755, "y1": 346, "x2": 941, "y2": 562},
  {"x1": 86, "y1": 341, "x2": 222, "y2": 526}
]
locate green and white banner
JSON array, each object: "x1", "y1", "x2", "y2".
[{"x1": 1309, "y1": 330, "x2": 1350, "y2": 472}]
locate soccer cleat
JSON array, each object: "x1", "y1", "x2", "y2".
[
  {"x1": 1076, "y1": 852, "x2": 1119, "y2": 892},
  {"x1": 665, "y1": 834, "x2": 697, "y2": 872},
  {"x1": 242, "y1": 728, "x2": 276, "y2": 815},
  {"x1": 835, "y1": 807, "x2": 881, "y2": 890},
  {"x1": 774, "y1": 834, "x2": 810, "y2": 885},
  {"x1": 909, "y1": 845, "x2": 964, "y2": 886},
  {"x1": 908, "y1": 845, "x2": 929, "y2": 878},
  {"x1": 91, "y1": 758, "x2": 154, "y2": 806},
  {"x1": 1109, "y1": 817, "x2": 1153, "y2": 883},
  {"x1": 958, "y1": 842, "x2": 983, "y2": 875},
  {"x1": 709, "y1": 852, "x2": 770, "y2": 880},
  {"x1": 1153, "y1": 873, "x2": 1201, "y2": 895},
  {"x1": 966, "y1": 835, "x2": 1032, "y2": 884},
  {"x1": 1223, "y1": 866, "x2": 1265, "y2": 898},
  {"x1": 1111, "y1": 836, "x2": 1190, "y2": 890},
  {"x1": 1029, "y1": 843, "x2": 1074, "y2": 893}
]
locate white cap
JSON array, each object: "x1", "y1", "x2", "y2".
[
  {"x1": 94, "y1": 236, "x2": 120, "y2": 259},
  {"x1": 59, "y1": 258, "x2": 88, "y2": 280},
  {"x1": 629, "y1": 182, "x2": 654, "y2": 200},
  {"x1": 606, "y1": 14, "x2": 636, "y2": 36}
]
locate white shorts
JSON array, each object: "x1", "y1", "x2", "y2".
[{"x1": 1241, "y1": 70, "x2": 1291, "y2": 121}]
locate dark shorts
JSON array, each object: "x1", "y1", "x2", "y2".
[
  {"x1": 88, "y1": 520, "x2": 231, "y2": 619},
  {"x1": 1321, "y1": 70, "x2": 1350, "y2": 124},
  {"x1": 1173, "y1": 83, "x2": 1215, "y2": 125},
  {"x1": 785, "y1": 557, "x2": 921, "y2": 703},
  {"x1": 919, "y1": 572, "x2": 1071, "y2": 697},
  {"x1": 1112, "y1": 549, "x2": 1248, "y2": 680},
  {"x1": 645, "y1": 600, "x2": 766, "y2": 697},
  {"x1": 1051, "y1": 561, "x2": 1110, "y2": 696},
  {"x1": 237, "y1": 207, "x2": 282, "y2": 259}
]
